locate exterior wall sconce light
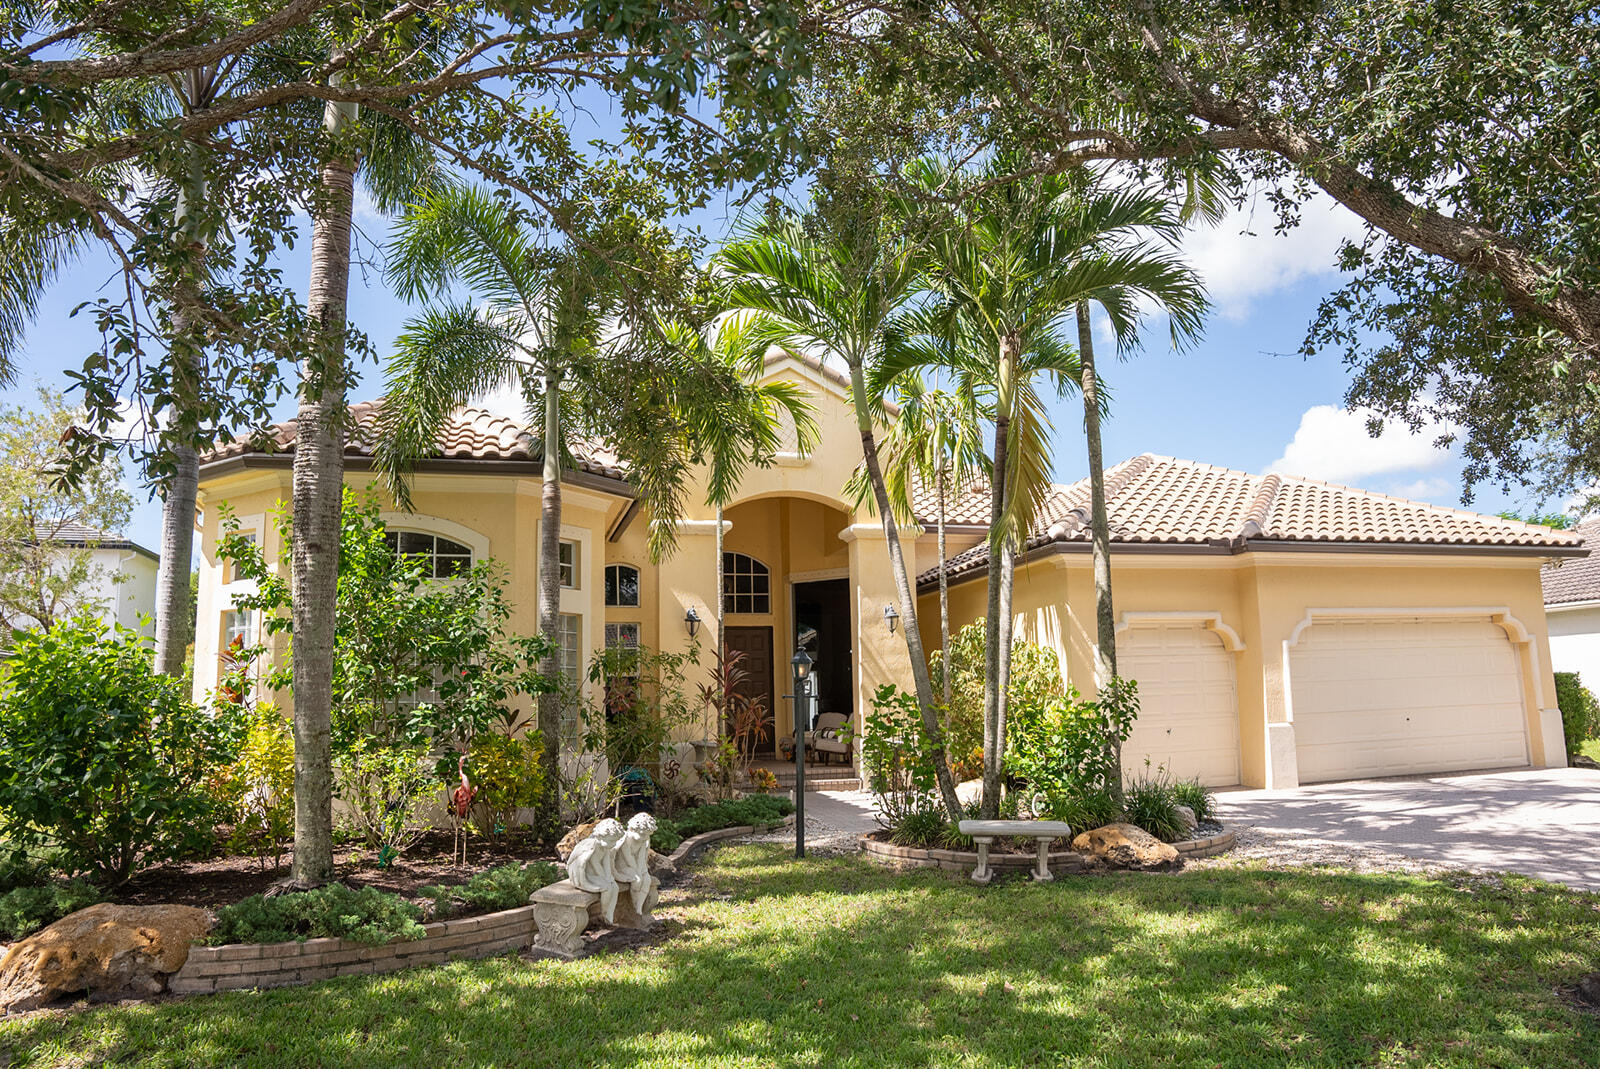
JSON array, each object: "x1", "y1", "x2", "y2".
[
  {"x1": 684, "y1": 606, "x2": 701, "y2": 639},
  {"x1": 884, "y1": 604, "x2": 900, "y2": 633}
]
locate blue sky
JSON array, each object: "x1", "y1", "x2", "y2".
[{"x1": 4, "y1": 168, "x2": 1547, "y2": 556}]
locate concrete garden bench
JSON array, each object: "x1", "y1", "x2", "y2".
[
  {"x1": 528, "y1": 876, "x2": 659, "y2": 958},
  {"x1": 956, "y1": 819, "x2": 1074, "y2": 883}
]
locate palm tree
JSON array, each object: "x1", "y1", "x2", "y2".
[
  {"x1": 897, "y1": 159, "x2": 1207, "y2": 816},
  {"x1": 848, "y1": 370, "x2": 987, "y2": 719},
  {"x1": 669, "y1": 310, "x2": 820, "y2": 674},
  {"x1": 376, "y1": 186, "x2": 794, "y2": 828},
  {"x1": 716, "y1": 215, "x2": 966, "y2": 821}
]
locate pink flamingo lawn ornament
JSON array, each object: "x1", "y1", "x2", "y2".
[{"x1": 450, "y1": 755, "x2": 477, "y2": 866}]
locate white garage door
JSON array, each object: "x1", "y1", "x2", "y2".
[
  {"x1": 1119, "y1": 623, "x2": 1241, "y2": 786},
  {"x1": 1291, "y1": 616, "x2": 1529, "y2": 783}
]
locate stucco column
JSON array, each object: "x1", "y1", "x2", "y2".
[
  {"x1": 1238, "y1": 568, "x2": 1300, "y2": 790},
  {"x1": 660, "y1": 519, "x2": 726, "y2": 741},
  {"x1": 839, "y1": 522, "x2": 923, "y2": 731}
]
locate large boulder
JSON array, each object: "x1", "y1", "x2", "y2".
[
  {"x1": 1071, "y1": 823, "x2": 1182, "y2": 871},
  {"x1": 0, "y1": 903, "x2": 212, "y2": 1012},
  {"x1": 558, "y1": 821, "x2": 676, "y2": 878}
]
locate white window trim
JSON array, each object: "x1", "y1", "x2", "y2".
[{"x1": 377, "y1": 513, "x2": 491, "y2": 562}]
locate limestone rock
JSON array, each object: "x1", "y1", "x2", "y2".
[
  {"x1": 0, "y1": 903, "x2": 212, "y2": 1012},
  {"x1": 955, "y1": 779, "x2": 984, "y2": 806},
  {"x1": 1571, "y1": 754, "x2": 1599, "y2": 770},
  {"x1": 1173, "y1": 805, "x2": 1199, "y2": 833},
  {"x1": 558, "y1": 820, "x2": 675, "y2": 877},
  {"x1": 1071, "y1": 822, "x2": 1182, "y2": 871},
  {"x1": 1577, "y1": 972, "x2": 1600, "y2": 1008}
]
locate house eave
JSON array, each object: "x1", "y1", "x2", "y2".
[{"x1": 198, "y1": 453, "x2": 637, "y2": 499}]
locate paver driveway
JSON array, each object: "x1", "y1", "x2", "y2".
[{"x1": 1214, "y1": 767, "x2": 1600, "y2": 890}]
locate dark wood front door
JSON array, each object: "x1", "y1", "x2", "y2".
[{"x1": 725, "y1": 626, "x2": 775, "y2": 755}]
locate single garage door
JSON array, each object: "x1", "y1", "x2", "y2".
[
  {"x1": 1290, "y1": 616, "x2": 1529, "y2": 783},
  {"x1": 1119, "y1": 622, "x2": 1241, "y2": 786}
]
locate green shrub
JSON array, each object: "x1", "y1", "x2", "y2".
[
  {"x1": 1007, "y1": 676, "x2": 1139, "y2": 825},
  {"x1": 887, "y1": 810, "x2": 960, "y2": 849},
  {"x1": 931, "y1": 621, "x2": 1067, "y2": 780},
  {"x1": 860, "y1": 684, "x2": 944, "y2": 827},
  {"x1": 465, "y1": 731, "x2": 545, "y2": 835},
  {"x1": 1555, "y1": 671, "x2": 1600, "y2": 757},
  {"x1": 0, "y1": 620, "x2": 227, "y2": 884},
  {"x1": 335, "y1": 741, "x2": 436, "y2": 854},
  {"x1": 1123, "y1": 775, "x2": 1187, "y2": 843},
  {"x1": 0, "y1": 880, "x2": 103, "y2": 941},
  {"x1": 1172, "y1": 778, "x2": 1217, "y2": 824},
  {"x1": 419, "y1": 861, "x2": 561, "y2": 920},
  {"x1": 1047, "y1": 784, "x2": 1124, "y2": 834},
  {"x1": 651, "y1": 795, "x2": 795, "y2": 853},
  {"x1": 208, "y1": 884, "x2": 426, "y2": 946},
  {"x1": 209, "y1": 709, "x2": 295, "y2": 871}
]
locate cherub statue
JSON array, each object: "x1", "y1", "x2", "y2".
[
  {"x1": 615, "y1": 812, "x2": 657, "y2": 915},
  {"x1": 565, "y1": 817, "x2": 624, "y2": 924}
]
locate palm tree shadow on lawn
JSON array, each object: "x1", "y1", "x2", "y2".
[{"x1": 5, "y1": 846, "x2": 1596, "y2": 1068}]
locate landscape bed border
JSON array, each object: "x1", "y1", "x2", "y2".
[
  {"x1": 168, "y1": 815, "x2": 796, "y2": 997},
  {"x1": 858, "y1": 828, "x2": 1236, "y2": 875}
]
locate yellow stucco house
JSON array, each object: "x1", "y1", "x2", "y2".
[{"x1": 194, "y1": 355, "x2": 1582, "y2": 791}]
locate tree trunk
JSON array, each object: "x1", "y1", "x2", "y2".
[
  {"x1": 937, "y1": 464, "x2": 951, "y2": 722},
  {"x1": 288, "y1": 125, "x2": 356, "y2": 887},
  {"x1": 153, "y1": 441, "x2": 198, "y2": 675},
  {"x1": 153, "y1": 148, "x2": 205, "y2": 677},
  {"x1": 714, "y1": 500, "x2": 725, "y2": 738},
  {"x1": 981, "y1": 333, "x2": 1021, "y2": 819},
  {"x1": 535, "y1": 370, "x2": 564, "y2": 835},
  {"x1": 1076, "y1": 302, "x2": 1123, "y2": 801},
  {"x1": 845, "y1": 356, "x2": 963, "y2": 821}
]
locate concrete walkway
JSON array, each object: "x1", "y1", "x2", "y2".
[{"x1": 1214, "y1": 767, "x2": 1600, "y2": 891}]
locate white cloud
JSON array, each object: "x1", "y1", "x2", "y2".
[
  {"x1": 1268, "y1": 404, "x2": 1455, "y2": 485},
  {"x1": 1180, "y1": 190, "x2": 1367, "y2": 320},
  {"x1": 1385, "y1": 476, "x2": 1456, "y2": 503}
]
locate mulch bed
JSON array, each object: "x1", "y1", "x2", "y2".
[{"x1": 112, "y1": 831, "x2": 561, "y2": 911}]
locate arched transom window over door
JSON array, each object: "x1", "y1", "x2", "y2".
[
  {"x1": 384, "y1": 530, "x2": 473, "y2": 578},
  {"x1": 723, "y1": 552, "x2": 770, "y2": 614},
  {"x1": 605, "y1": 564, "x2": 640, "y2": 607}
]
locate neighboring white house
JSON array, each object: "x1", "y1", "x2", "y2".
[
  {"x1": 1543, "y1": 517, "x2": 1600, "y2": 689},
  {"x1": 39, "y1": 522, "x2": 160, "y2": 638}
]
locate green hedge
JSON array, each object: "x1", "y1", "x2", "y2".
[
  {"x1": 0, "y1": 880, "x2": 103, "y2": 941},
  {"x1": 207, "y1": 884, "x2": 425, "y2": 947},
  {"x1": 651, "y1": 795, "x2": 794, "y2": 854},
  {"x1": 419, "y1": 862, "x2": 560, "y2": 920},
  {"x1": 1555, "y1": 671, "x2": 1599, "y2": 758}
]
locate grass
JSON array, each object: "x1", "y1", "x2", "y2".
[
  {"x1": 1582, "y1": 736, "x2": 1600, "y2": 763},
  {"x1": 4, "y1": 846, "x2": 1597, "y2": 1068}
]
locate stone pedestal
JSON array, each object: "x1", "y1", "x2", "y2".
[{"x1": 529, "y1": 876, "x2": 660, "y2": 959}]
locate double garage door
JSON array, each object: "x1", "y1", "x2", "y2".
[
  {"x1": 1289, "y1": 616, "x2": 1530, "y2": 783},
  {"x1": 1116, "y1": 614, "x2": 1531, "y2": 788}
]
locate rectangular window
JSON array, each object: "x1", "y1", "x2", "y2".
[
  {"x1": 558, "y1": 612, "x2": 582, "y2": 746},
  {"x1": 558, "y1": 541, "x2": 578, "y2": 588},
  {"x1": 604, "y1": 621, "x2": 640, "y2": 650},
  {"x1": 225, "y1": 532, "x2": 257, "y2": 584},
  {"x1": 221, "y1": 609, "x2": 255, "y2": 650}
]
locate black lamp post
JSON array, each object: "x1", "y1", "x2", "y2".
[{"x1": 790, "y1": 647, "x2": 813, "y2": 859}]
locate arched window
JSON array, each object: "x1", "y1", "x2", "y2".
[
  {"x1": 383, "y1": 530, "x2": 473, "y2": 578},
  {"x1": 723, "y1": 552, "x2": 770, "y2": 614},
  {"x1": 605, "y1": 564, "x2": 640, "y2": 607}
]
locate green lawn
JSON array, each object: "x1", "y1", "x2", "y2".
[
  {"x1": 1582, "y1": 736, "x2": 1600, "y2": 763},
  {"x1": 4, "y1": 846, "x2": 1597, "y2": 1068}
]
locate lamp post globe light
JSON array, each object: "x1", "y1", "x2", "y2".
[{"x1": 790, "y1": 648, "x2": 813, "y2": 859}]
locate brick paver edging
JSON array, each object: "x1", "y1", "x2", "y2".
[
  {"x1": 170, "y1": 812, "x2": 801, "y2": 997},
  {"x1": 667, "y1": 813, "x2": 797, "y2": 866},
  {"x1": 861, "y1": 827, "x2": 1236, "y2": 874},
  {"x1": 170, "y1": 904, "x2": 538, "y2": 995}
]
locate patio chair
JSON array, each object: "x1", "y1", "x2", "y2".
[{"x1": 806, "y1": 712, "x2": 852, "y2": 765}]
